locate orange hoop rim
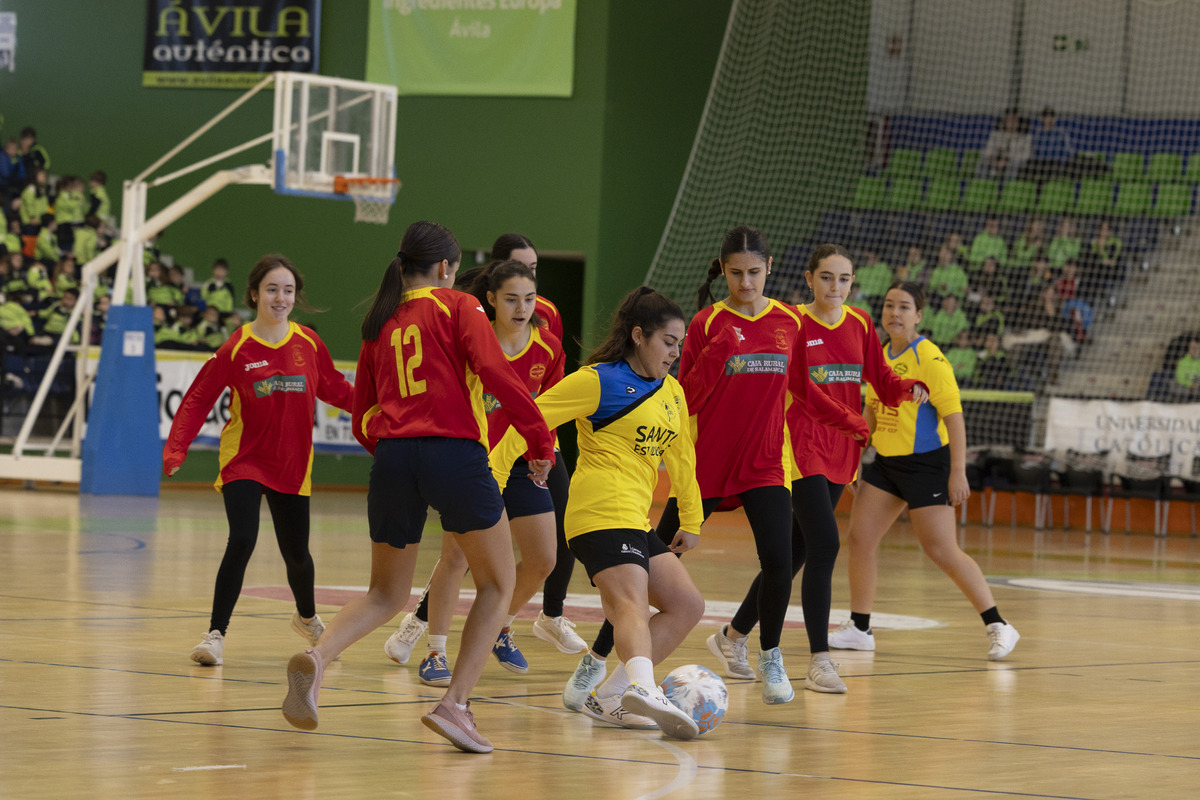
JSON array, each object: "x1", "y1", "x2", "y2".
[{"x1": 333, "y1": 175, "x2": 401, "y2": 195}]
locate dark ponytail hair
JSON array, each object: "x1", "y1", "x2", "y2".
[
  {"x1": 244, "y1": 253, "x2": 315, "y2": 313},
  {"x1": 361, "y1": 220, "x2": 462, "y2": 341},
  {"x1": 805, "y1": 243, "x2": 853, "y2": 274},
  {"x1": 695, "y1": 225, "x2": 771, "y2": 311},
  {"x1": 468, "y1": 258, "x2": 541, "y2": 325},
  {"x1": 586, "y1": 286, "x2": 685, "y2": 366},
  {"x1": 887, "y1": 280, "x2": 926, "y2": 311},
  {"x1": 491, "y1": 232, "x2": 536, "y2": 261}
]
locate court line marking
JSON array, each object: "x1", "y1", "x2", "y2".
[
  {"x1": 638, "y1": 739, "x2": 698, "y2": 800},
  {"x1": 993, "y1": 577, "x2": 1200, "y2": 601},
  {"x1": 172, "y1": 764, "x2": 246, "y2": 772}
]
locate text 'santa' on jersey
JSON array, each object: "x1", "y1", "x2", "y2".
[
  {"x1": 352, "y1": 287, "x2": 554, "y2": 464},
  {"x1": 675, "y1": 299, "x2": 868, "y2": 498},
  {"x1": 490, "y1": 360, "x2": 702, "y2": 541},
  {"x1": 535, "y1": 295, "x2": 564, "y2": 343},
  {"x1": 483, "y1": 326, "x2": 565, "y2": 450},
  {"x1": 865, "y1": 336, "x2": 962, "y2": 457},
  {"x1": 789, "y1": 305, "x2": 924, "y2": 484},
  {"x1": 162, "y1": 322, "x2": 353, "y2": 496}
]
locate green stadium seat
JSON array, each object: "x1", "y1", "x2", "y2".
[
  {"x1": 959, "y1": 150, "x2": 980, "y2": 178},
  {"x1": 850, "y1": 176, "x2": 887, "y2": 209},
  {"x1": 1037, "y1": 180, "x2": 1075, "y2": 214},
  {"x1": 1187, "y1": 154, "x2": 1200, "y2": 184},
  {"x1": 1114, "y1": 182, "x2": 1151, "y2": 216},
  {"x1": 1147, "y1": 153, "x2": 1184, "y2": 184},
  {"x1": 1110, "y1": 153, "x2": 1145, "y2": 183},
  {"x1": 1076, "y1": 180, "x2": 1115, "y2": 215},
  {"x1": 1152, "y1": 183, "x2": 1192, "y2": 217},
  {"x1": 998, "y1": 180, "x2": 1037, "y2": 213},
  {"x1": 922, "y1": 178, "x2": 960, "y2": 211},
  {"x1": 961, "y1": 178, "x2": 998, "y2": 212},
  {"x1": 883, "y1": 177, "x2": 923, "y2": 210},
  {"x1": 922, "y1": 148, "x2": 958, "y2": 180},
  {"x1": 885, "y1": 149, "x2": 922, "y2": 177}
]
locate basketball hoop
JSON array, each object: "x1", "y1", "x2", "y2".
[{"x1": 334, "y1": 176, "x2": 401, "y2": 225}]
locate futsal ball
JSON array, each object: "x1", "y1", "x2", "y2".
[{"x1": 659, "y1": 664, "x2": 728, "y2": 735}]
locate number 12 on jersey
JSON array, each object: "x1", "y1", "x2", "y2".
[{"x1": 391, "y1": 324, "x2": 427, "y2": 398}]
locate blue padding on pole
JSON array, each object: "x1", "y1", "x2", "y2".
[{"x1": 81, "y1": 305, "x2": 161, "y2": 496}]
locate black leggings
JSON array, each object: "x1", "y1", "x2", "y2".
[
  {"x1": 413, "y1": 456, "x2": 575, "y2": 622},
  {"x1": 209, "y1": 479, "x2": 314, "y2": 634},
  {"x1": 730, "y1": 475, "x2": 845, "y2": 653},
  {"x1": 590, "y1": 484, "x2": 794, "y2": 655}
]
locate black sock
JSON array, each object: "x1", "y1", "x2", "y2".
[
  {"x1": 981, "y1": 606, "x2": 1005, "y2": 626},
  {"x1": 850, "y1": 611, "x2": 871, "y2": 632}
]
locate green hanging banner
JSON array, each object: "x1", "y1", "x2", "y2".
[{"x1": 366, "y1": 0, "x2": 576, "y2": 97}]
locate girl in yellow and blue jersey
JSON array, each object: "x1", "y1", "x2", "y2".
[
  {"x1": 830, "y1": 282, "x2": 1020, "y2": 661},
  {"x1": 490, "y1": 286, "x2": 706, "y2": 740}
]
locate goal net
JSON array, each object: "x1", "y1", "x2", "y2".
[{"x1": 647, "y1": 0, "x2": 1200, "y2": 483}]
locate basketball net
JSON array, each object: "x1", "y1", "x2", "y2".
[{"x1": 336, "y1": 177, "x2": 400, "y2": 225}]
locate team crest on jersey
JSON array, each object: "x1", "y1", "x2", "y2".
[
  {"x1": 529, "y1": 363, "x2": 546, "y2": 382},
  {"x1": 893, "y1": 362, "x2": 909, "y2": 375},
  {"x1": 483, "y1": 393, "x2": 501, "y2": 413},
  {"x1": 725, "y1": 352, "x2": 788, "y2": 375},
  {"x1": 810, "y1": 363, "x2": 863, "y2": 384},
  {"x1": 774, "y1": 328, "x2": 790, "y2": 349},
  {"x1": 291, "y1": 345, "x2": 306, "y2": 367},
  {"x1": 254, "y1": 375, "x2": 307, "y2": 397}
]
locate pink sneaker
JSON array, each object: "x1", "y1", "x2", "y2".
[
  {"x1": 421, "y1": 697, "x2": 494, "y2": 753},
  {"x1": 282, "y1": 648, "x2": 325, "y2": 730}
]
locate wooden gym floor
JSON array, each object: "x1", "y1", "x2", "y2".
[{"x1": 1, "y1": 485, "x2": 1199, "y2": 799}]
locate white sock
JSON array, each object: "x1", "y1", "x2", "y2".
[
  {"x1": 505, "y1": 615, "x2": 516, "y2": 629},
  {"x1": 725, "y1": 624, "x2": 747, "y2": 643},
  {"x1": 596, "y1": 662, "x2": 630, "y2": 699},
  {"x1": 625, "y1": 656, "x2": 655, "y2": 689},
  {"x1": 428, "y1": 634, "x2": 448, "y2": 654}
]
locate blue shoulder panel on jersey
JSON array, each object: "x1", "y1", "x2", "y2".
[{"x1": 589, "y1": 361, "x2": 664, "y2": 431}]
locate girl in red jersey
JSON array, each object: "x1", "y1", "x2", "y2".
[
  {"x1": 163, "y1": 254, "x2": 353, "y2": 667},
  {"x1": 281, "y1": 221, "x2": 554, "y2": 754},
  {"x1": 386, "y1": 259, "x2": 565, "y2": 683},
  {"x1": 709, "y1": 244, "x2": 927, "y2": 694},
  {"x1": 563, "y1": 226, "x2": 868, "y2": 709}
]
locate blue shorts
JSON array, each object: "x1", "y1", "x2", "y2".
[
  {"x1": 569, "y1": 528, "x2": 670, "y2": 584},
  {"x1": 501, "y1": 458, "x2": 555, "y2": 520},
  {"x1": 368, "y1": 437, "x2": 504, "y2": 547}
]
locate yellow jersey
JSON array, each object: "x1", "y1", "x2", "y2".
[{"x1": 865, "y1": 336, "x2": 961, "y2": 457}]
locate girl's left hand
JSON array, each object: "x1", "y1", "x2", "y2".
[
  {"x1": 910, "y1": 384, "x2": 930, "y2": 404},
  {"x1": 948, "y1": 471, "x2": 970, "y2": 506},
  {"x1": 528, "y1": 458, "x2": 553, "y2": 486},
  {"x1": 669, "y1": 531, "x2": 699, "y2": 554}
]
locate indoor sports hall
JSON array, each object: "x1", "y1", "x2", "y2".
[{"x1": 3, "y1": 2, "x2": 1200, "y2": 798}]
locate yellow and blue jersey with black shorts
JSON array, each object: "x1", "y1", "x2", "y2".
[{"x1": 862, "y1": 336, "x2": 962, "y2": 508}]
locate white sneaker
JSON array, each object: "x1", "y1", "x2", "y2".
[
  {"x1": 291, "y1": 612, "x2": 325, "y2": 646},
  {"x1": 986, "y1": 622, "x2": 1020, "y2": 660},
  {"x1": 828, "y1": 620, "x2": 876, "y2": 651},
  {"x1": 706, "y1": 625, "x2": 755, "y2": 680},
  {"x1": 384, "y1": 612, "x2": 428, "y2": 665},
  {"x1": 562, "y1": 653, "x2": 607, "y2": 711},
  {"x1": 582, "y1": 691, "x2": 658, "y2": 730},
  {"x1": 758, "y1": 647, "x2": 796, "y2": 703},
  {"x1": 805, "y1": 653, "x2": 847, "y2": 694},
  {"x1": 621, "y1": 683, "x2": 699, "y2": 740},
  {"x1": 532, "y1": 611, "x2": 588, "y2": 654},
  {"x1": 191, "y1": 630, "x2": 224, "y2": 666}
]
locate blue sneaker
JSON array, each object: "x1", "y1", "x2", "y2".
[
  {"x1": 492, "y1": 627, "x2": 529, "y2": 674},
  {"x1": 418, "y1": 651, "x2": 452, "y2": 687}
]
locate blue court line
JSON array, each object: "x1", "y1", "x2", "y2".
[{"x1": 0, "y1": 705, "x2": 1121, "y2": 799}]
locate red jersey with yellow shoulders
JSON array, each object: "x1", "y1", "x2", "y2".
[
  {"x1": 535, "y1": 295, "x2": 564, "y2": 343},
  {"x1": 352, "y1": 286, "x2": 554, "y2": 463},
  {"x1": 162, "y1": 322, "x2": 353, "y2": 496},
  {"x1": 484, "y1": 326, "x2": 565, "y2": 450},
  {"x1": 788, "y1": 304, "x2": 921, "y2": 484}
]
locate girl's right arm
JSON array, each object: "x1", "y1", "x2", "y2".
[{"x1": 162, "y1": 352, "x2": 233, "y2": 475}]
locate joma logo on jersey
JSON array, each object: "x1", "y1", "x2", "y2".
[
  {"x1": 807, "y1": 338, "x2": 824, "y2": 347},
  {"x1": 810, "y1": 363, "x2": 863, "y2": 384},
  {"x1": 253, "y1": 375, "x2": 307, "y2": 397},
  {"x1": 726, "y1": 352, "x2": 788, "y2": 375},
  {"x1": 244, "y1": 359, "x2": 269, "y2": 371}
]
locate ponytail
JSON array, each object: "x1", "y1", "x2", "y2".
[
  {"x1": 361, "y1": 221, "x2": 461, "y2": 341},
  {"x1": 696, "y1": 258, "x2": 723, "y2": 312},
  {"x1": 587, "y1": 286, "x2": 685, "y2": 366}
]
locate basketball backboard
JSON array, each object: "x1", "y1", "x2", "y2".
[{"x1": 272, "y1": 72, "x2": 397, "y2": 200}]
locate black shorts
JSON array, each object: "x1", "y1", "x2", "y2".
[
  {"x1": 501, "y1": 458, "x2": 555, "y2": 520},
  {"x1": 368, "y1": 437, "x2": 505, "y2": 547},
  {"x1": 569, "y1": 528, "x2": 671, "y2": 585},
  {"x1": 861, "y1": 446, "x2": 951, "y2": 509}
]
